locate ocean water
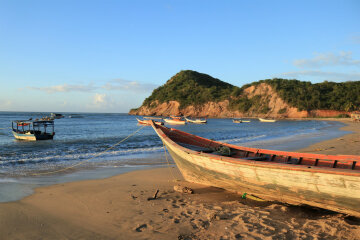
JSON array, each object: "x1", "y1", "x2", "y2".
[
  {"x1": 0, "y1": 112, "x2": 348, "y2": 176},
  {"x1": 0, "y1": 112, "x2": 348, "y2": 202}
]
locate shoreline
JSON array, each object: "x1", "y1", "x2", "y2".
[{"x1": 0, "y1": 119, "x2": 359, "y2": 239}]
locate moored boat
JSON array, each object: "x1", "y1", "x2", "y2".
[
  {"x1": 164, "y1": 116, "x2": 186, "y2": 125},
  {"x1": 233, "y1": 119, "x2": 251, "y2": 123},
  {"x1": 150, "y1": 122, "x2": 360, "y2": 217},
  {"x1": 185, "y1": 117, "x2": 207, "y2": 124},
  {"x1": 136, "y1": 117, "x2": 164, "y2": 126},
  {"x1": 50, "y1": 113, "x2": 64, "y2": 119},
  {"x1": 259, "y1": 118, "x2": 276, "y2": 122},
  {"x1": 12, "y1": 120, "x2": 55, "y2": 141}
]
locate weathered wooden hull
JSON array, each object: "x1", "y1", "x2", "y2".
[{"x1": 152, "y1": 123, "x2": 360, "y2": 217}]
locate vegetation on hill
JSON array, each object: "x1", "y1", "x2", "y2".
[
  {"x1": 140, "y1": 70, "x2": 360, "y2": 113},
  {"x1": 142, "y1": 70, "x2": 239, "y2": 108},
  {"x1": 257, "y1": 78, "x2": 360, "y2": 111}
]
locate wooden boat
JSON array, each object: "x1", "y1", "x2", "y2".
[
  {"x1": 12, "y1": 120, "x2": 55, "y2": 141},
  {"x1": 150, "y1": 122, "x2": 360, "y2": 217},
  {"x1": 185, "y1": 117, "x2": 207, "y2": 124},
  {"x1": 50, "y1": 113, "x2": 64, "y2": 119},
  {"x1": 259, "y1": 118, "x2": 276, "y2": 122},
  {"x1": 233, "y1": 119, "x2": 251, "y2": 123},
  {"x1": 164, "y1": 116, "x2": 186, "y2": 125},
  {"x1": 136, "y1": 117, "x2": 163, "y2": 126}
]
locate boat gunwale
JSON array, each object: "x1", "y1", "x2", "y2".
[{"x1": 151, "y1": 122, "x2": 360, "y2": 177}]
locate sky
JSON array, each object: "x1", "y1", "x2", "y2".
[{"x1": 0, "y1": 0, "x2": 359, "y2": 113}]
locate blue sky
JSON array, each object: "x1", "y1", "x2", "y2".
[{"x1": 1, "y1": 0, "x2": 359, "y2": 113}]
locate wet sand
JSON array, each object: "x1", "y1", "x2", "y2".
[{"x1": 0, "y1": 119, "x2": 359, "y2": 239}]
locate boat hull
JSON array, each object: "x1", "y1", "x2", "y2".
[
  {"x1": 185, "y1": 118, "x2": 207, "y2": 124},
  {"x1": 259, "y1": 118, "x2": 276, "y2": 122},
  {"x1": 136, "y1": 118, "x2": 163, "y2": 126},
  {"x1": 12, "y1": 131, "x2": 54, "y2": 141},
  {"x1": 153, "y1": 125, "x2": 360, "y2": 217},
  {"x1": 164, "y1": 119, "x2": 186, "y2": 125}
]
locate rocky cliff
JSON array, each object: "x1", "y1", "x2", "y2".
[{"x1": 129, "y1": 70, "x2": 356, "y2": 118}]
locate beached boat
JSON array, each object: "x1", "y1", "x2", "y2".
[
  {"x1": 164, "y1": 116, "x2": 186, "y2": 125},
  {"x1": 136, "y1": 117, "x2": 164, "y2": 126},
  {"x1": 185, "y1": 117, "x2": 207, "y2": 124},
  {"x1": 233, "y1": 119, "x2": 251, "y2": 123},
  {"x1": 259, "y1": 118, "x2": 276, "y2": 122},
  {"x1": 151, "y1": 122, "x2": 360, "y2": 217},
  {"x1": 12, "y1": 120, "x2": 55, "y2": 141}
]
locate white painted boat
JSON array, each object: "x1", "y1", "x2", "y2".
[
  {"x1": 151, "y1": 122, "x2": 360, "y2": 217},
  {"x1": 259, "y1": 118, "x2": 276, "y2": 122},
  {"x1": 185, "y1": 117, "x2": 207, "y2": 124},
  {"x1": 136, "y1": 118, "x2": 163, "y2": 126},
  {"x1": 12, "y1": 120, "x2": 55, "y2": 141},
  {"x1": 164, "y1": 116, "x2": 186, "y2": 125},
  {"x1": 233, "y1": 119, "x2": 251, "y2": 123}
]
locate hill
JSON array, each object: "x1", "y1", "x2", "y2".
[
  {"x1": 142, "y1": 70, "x2": 237, "y2": 108},
  {"x1": 129, "y1": 70, "x2": 360, "y2": 118}
]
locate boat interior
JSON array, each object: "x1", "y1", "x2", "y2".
[{"x1": 156, "y1": 124, "x2": 360, "y2": 171}]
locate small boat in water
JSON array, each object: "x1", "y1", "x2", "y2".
[
  {"x1": 68, "y1": 114, "x2": 84, "y2": 118},
  {"x1": 164, "y1": 116, "x2": 186, "y2": 125},
  {"x1": 136, "y1": 117, "x2": 164, "y2": 126},
  {"x1": 150, "y1": 122, "x2": 360, "y2": 217},
  {"x1": 185, "y1": 117, "x2": 207, "y2": 124},
  {"x1": 259, "y1": 118, "x2": 276, "y2": 122},
  {"x1": 50, "y1": 113, "x2": 64, "y2": 119},
  {"x1": 12, "y1": 120, "x2": 55, "y2": 141},
  {"x1": 233, "y1": 119, "x2": 251, "y2": 123}
]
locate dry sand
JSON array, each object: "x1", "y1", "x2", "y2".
[{"x1": 0, "y1": 119, "x2": 359, "y2": 240}]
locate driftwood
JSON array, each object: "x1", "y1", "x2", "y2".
[{"x1": 147, "y1": 189, "x2": 160, "y2": 201}]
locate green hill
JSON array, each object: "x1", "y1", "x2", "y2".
[
  {"x1": 134, "y1": 70, "x2": 360, "y2": 114},
  {"x1": 142, "y1": 70, "x2": 239, "y2": 108}
]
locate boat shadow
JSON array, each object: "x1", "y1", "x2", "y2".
[{"x1": 192, "y1": 185, "x2": 360, "y2": 222}]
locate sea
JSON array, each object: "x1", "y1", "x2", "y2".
[{"x1": 0, "y1": 111, "x2": 348, "y2": 202}]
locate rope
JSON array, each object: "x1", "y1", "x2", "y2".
[
  {"x1": 162, "y1": 141, "x2": 180, "y2": 182},
  {"x1": 31, "y1": 125, "x2": 146, "y2": 176}
]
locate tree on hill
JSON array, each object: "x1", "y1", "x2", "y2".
[{"x1": 143, "y1": 70, "x2": 239, "y2": 108}]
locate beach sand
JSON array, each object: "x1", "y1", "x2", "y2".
[{"x1": 1, "y1": 119, "x2": 359, "y2": 239}]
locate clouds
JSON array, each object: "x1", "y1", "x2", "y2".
[
  {"x1": 27, "y1": 83, "x2": 97, "y2": 93},
  {"x1": 293, "y1": 51, "x2": 360, "y2": 68},
  {"x1": 25, "y1": 79, "x2": 158, "y2": 94},
  {"x1": 93, "y1": 93, "x2": 107, "y2": 105},
  {"x1": 102, "y1": 79, "x2": 158, "y2": 93},
  {"x1": 277, "y1": 51, "x2": 360, "y2": 81},
  {"x1": 280, "y1": 70, "x2": 360, "y2": 81}
]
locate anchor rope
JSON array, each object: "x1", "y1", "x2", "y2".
[
  {"x1": 162, "y1": 141, "x2": 180, "y2": 182},
  {"x1": 31, "y1": 125, "x2": 147, "y2": 176}
]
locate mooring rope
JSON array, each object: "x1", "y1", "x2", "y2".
[
  {"x1": 31, "y1": 125, "x2": 147, "y2": 176},
  {"x1": 162, "y1": 141, "x2": 180, "y2": 182}
]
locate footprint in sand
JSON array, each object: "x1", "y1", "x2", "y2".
[{"x1": 135, "y1": 224, "x2": 147, "y2": 232}]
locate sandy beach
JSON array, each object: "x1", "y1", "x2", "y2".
[{"x1": 1, "y1": 119, "x2": 359, "y2": 240}]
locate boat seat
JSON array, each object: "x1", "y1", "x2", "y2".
[{"x1": 242, "y1": 156, "x2": 269, "y2": 161}]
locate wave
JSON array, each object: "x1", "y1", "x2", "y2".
[
  {"x1": 0, "y1": 146, "x2": 164, "y2": 166},
  {"x1": 0, "y1": 178, "x2": 18, "y2": 183}
]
